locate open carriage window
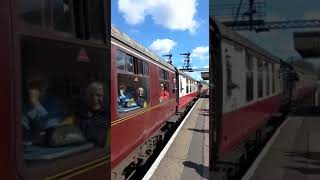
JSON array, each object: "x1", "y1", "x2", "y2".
[
  {"x1": 159, "y1": 69, "x2": 170, "y2": 103},
  {"x1": 172, "y1": 77, "x2": 177, "y2": 96},
  {"x1": 116, "y1": 51, "x2": 150, "y2": 114},
  {"x1": 19, "y1": 37, "x2": 110, "y2": 178},
  {"x1": 117, "y1": 74, "x2": 150, "y2": 113}
]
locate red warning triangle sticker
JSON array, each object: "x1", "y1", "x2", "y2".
[{"x1": 77, "y1": 48, "x2": 90, "y2": 62}]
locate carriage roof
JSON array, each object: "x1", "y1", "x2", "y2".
[{"x1": 111, "y1": 25, "x2": 176, "y2": 71}]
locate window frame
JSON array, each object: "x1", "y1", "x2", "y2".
[
  {"x1": 272, "y1": 64, "x2": 275, "y2": 93},
  {"x1": 265, "y1": 62, "x2": 270, "y2": 96},
  {"x1": 18, "y1": 0, "x2": 107, "y2": 43},
  {"x1": 246, "y1": 54, "x2": 254, "y2": 102},
  {"x1": 257, "y1": 59, "x2": 264, "y2": 98},
  {"x1": 159, "y1": 68, "x2": 170, "y2": 103},
  {"x1": 115, "y1": 49, "x2": 150, "y2": 116},
  {"x1": 17, "y1": 37, "x2": 110, "y2": 179}
]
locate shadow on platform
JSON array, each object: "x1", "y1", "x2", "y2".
[
  {"x1": 285, "y1": 151, "x2": 320, "y2": 161},
  {"x1": 188, "y1": 128, "x2": 209, "y2": 133},
  {"x1": 183, "y1": 161, "x2": 209, "y2": 179},
  {"x1": 284, "y1": 151, "x2": 320, "y2": 175},
  {"x1": 198, "y1": 108, "x2": 209, "y2": 116},
  {"x1": 290, "y1": 105, "x2": 320, "y2": 117},
  {"x1": 284, "y1": 166, "x2": 320, "y2": 175}
]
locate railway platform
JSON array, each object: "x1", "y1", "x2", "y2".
[
  {"x1": 143, "y1": 98, "x2": 209, "y2": 180},
  {"x1": 243, "y1": 105, "x2": 320, "y2": 180}
]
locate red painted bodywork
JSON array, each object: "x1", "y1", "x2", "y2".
[
  {"x1": 111, "y1": 44, "x2": 178, "y2": 168},
  {"x1": 1, "y1": 0, "x2": 111, "y2": 179},
  {"x1": 219, "y1": 95, "x2": 281, "y2": 155},
  {"x1": 178, "y1": 92, "x2": 197, "y2": 110},
  {"x1": 0, "y1": 0, "x2": 15, "y2": 179}
]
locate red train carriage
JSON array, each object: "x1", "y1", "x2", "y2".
[
  {"x1": 209, "y1": 18, "x2": 287, "y2": 179},
  {"x1": 1, "y1": 0, "x2": 111, "y2": 180},
  {"x1": 209, "y1": 18, "x2": 319, "y2": 179},
  {"x1": 111, "y1": 26, "x2": 199, "y2": 179},
  {"x1": 177, "y1": 71, "x2": 199, "y2": 110}
]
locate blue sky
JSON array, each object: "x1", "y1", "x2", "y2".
[
  {"x1": 212, "y1": 0, "x2": 320, "y2": 67},
  {"x1": 112, "y1": 0, "x2": 209, "y2": 80}
]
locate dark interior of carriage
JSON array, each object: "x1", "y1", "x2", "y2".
[{"x1": 21, "y1": 37, "x2": 109, "y2": 161}]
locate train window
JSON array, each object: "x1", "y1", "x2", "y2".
[
  {"x1": 116, "y1": 50, "x2": 125, "y2": 71},
  {"x1": 180, "y1": 79, "x2": 183, "y2": 94},
  {"x1": 159, "y1": 69, "x2": 164, "y2": 80},
  {"x1": 53, "y1": 0, "x2": 74, "y2": 33},
  {"x1": 19, "y1": 0, "x2": 44, "y2": 25},
  {"x1": 126, "y1": 54, "x2": 134, "y2": 73},
  {"x1": 257, "y1": 60, "x2": 264, "y2": 98},
  {"x1": 186, "y1": 80, "x2": 189, "y2": 93},
  {"x1": 159, "y1": 82, "x2": 170, "y2": 103},
  {"x1": 272, "y1": 64, "x2": 275, "y2": 93},
  {"x1": 143, "y1": 61, "x2": 149, "y2": 76},
  {"x1": 226, "y1": 60, "x2": 232, "y2": 97},
  {"x1": 137, "y1": 59, "x2": 144, "y2": 75},
  {"x1": 86, "y1": 0, "x2": 105, "y2": 40},
  {"x1": 159, "y1": 69, "x2": 170, "y2": 103},
  {"x1": 19, "y1": 0, "x2": 106, "y2": 40},
  {"x1": 246, "y1": 55, "x2": 254, "y2": 102},
  {"x1": 117, "y1": 74, "x2": 150, "y2": 112},
  {"x1": 159, "y1": 69, "x2": 169, "y2": 80},
  {"x1": 265, "y1": 63, "x2": 270, "y2": 96},
  {"x1": 172, "y1": 77, "x2": 177, "y2": 94},
  {"x1": 20, "y1": 37, "x2": 110, "y2": 177}
]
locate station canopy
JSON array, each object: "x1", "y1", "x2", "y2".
[{"x1": 294, "y1": 31, "x2": 320, "y2": 58}]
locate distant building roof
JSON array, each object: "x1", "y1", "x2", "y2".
[{"x1": 294, "y1": 31, "x2": 320, "y2": 58}]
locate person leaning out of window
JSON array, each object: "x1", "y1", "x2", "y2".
[{"x1": 159, "y1": 83, "x2": 169, "y2": 103}]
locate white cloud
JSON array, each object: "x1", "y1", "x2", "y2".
[
  {"x1": 148, "y1": 39, "x2": 177, "y2": 55},
  {"x1": 204, "y1": 65, "x2": 209, "y2": 68},
  {"x1": 191, "y1": 46, "x2": 209, "y2": 60},
  {"x1": 118, "y1": 0, "x2": 199, "y2": 33}
]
